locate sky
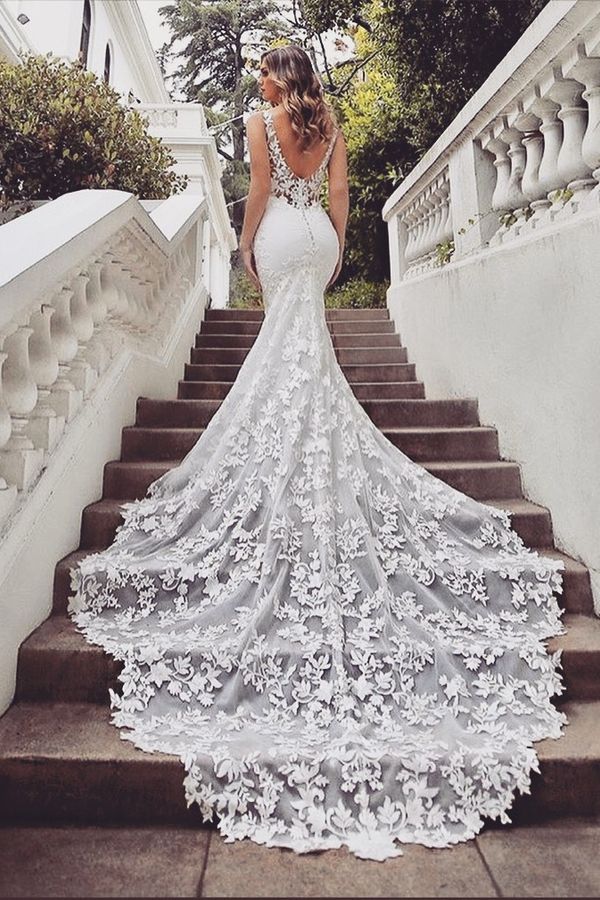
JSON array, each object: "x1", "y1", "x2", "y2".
[
  {"x1": 137, "y1": 0, "x2": 171, "y2": 55},
  {"x1": 135, "y1": 0, "x2": 355, "y2": 100}
]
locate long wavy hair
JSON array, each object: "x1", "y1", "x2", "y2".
[{"x1": 260, "y1": 45, "x2": 337, "y2": 150}]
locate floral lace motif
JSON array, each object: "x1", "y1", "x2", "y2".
[
  {"x1": 68, "y1": 143, "x2": 567, "y2": 861},
  {"x1": 262, "y1": 108, "x2": 339, "y2": 209}
]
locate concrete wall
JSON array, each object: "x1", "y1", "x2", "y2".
[{"x1": 387, "y1": 209, "x2": 600, "y2": 611}]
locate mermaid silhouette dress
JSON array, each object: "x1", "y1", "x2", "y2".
[{"x1": 68, "y1": 107, "x2": 566, "y2": 861}]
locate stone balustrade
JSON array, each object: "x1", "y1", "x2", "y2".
[
  {"x1": 0, "y1": 189, "x2": 218, "y2": 531},
  {"x1": 383, "y1": 0, "x2": 600, "y2": 276}
]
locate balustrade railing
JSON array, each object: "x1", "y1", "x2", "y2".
[
  {"x1": 383, "y1": 0, "x2": 600, "y2": 279},
  {"x1": 0, "y1": 190, "x2": 213, "y2": 530}
]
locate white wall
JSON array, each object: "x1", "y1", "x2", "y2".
[
  {"x1": 3, "y1": 0, "x2": 167, "y2": 101},
  {"x1": 387, "y1": 210, "x2": 600, "y2": 611}
]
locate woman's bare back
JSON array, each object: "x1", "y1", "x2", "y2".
[{"x1": 269, "y1": 106, "x2": 333, "y2": 179}]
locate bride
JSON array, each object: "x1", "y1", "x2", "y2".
[{"x1": 69, "y1": 44, "x2": 567, "y2": 861}]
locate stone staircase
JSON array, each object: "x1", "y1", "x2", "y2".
[{"x1": 1, "y1": 307, "x2": 599, "y2": 826}]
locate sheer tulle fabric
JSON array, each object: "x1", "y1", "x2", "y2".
[{"x1": 68, "y1": 108, "x2": 566, "y2": 861}]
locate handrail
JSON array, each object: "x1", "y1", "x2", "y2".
[
  {"x1": 383, "y1": 0, "x2": 600, "y2": 279},
  {"x1": 0, "y1": 189, "x2": 212, "y2": 529}
]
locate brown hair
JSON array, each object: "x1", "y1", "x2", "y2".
[{"x1": 261, "y1": 45, "x2": 337, "y2": 150}]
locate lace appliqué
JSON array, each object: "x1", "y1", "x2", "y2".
[{"x1": 262, "y1": 108, "x2": 339, "y2": 209}]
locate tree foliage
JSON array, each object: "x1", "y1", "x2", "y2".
[
  {"x1": 309, "y1": 0, "x2": 547, "y2": 281},
  {"x1": 370, "y1": 0, "x2": 548, "y2": 156},
  {"x1": 335, "y1": 31, "x2": 410, "y2": 281},
  {"x1": 0, "y1": 53, "x2": 187, "y2": 212},
  {"x1": 159, "y1": 0, "x2": 286, "y2": 227}
]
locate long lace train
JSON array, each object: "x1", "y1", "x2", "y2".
[{"x1": 67, "y1": 108, "x2": 566, "y2": 861}]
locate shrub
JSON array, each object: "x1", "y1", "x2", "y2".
[
  {"x1": 0, "y1": 53, "x2": 187, "y2": 213},
  {"x1": 226, "y1": 270, "x2": 389, "y2": 311},
  {"x1": 227, "y1": 263, "x2": 264, "y2": 309},
  {"x1": 325, "y1": 278, "x2": 388, "y2": 309}
]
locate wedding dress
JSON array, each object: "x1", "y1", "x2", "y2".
[{"x1": 68, "y1": 107, "x2": 567, "y2": 861}]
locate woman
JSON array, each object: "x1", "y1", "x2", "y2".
[{"x1": 69, "y1": 45, "x2": 566, "y2": 861}]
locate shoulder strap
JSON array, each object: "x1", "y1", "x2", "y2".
[
  {"x1": 323, "y1": 127, "x2": 340, "y2": 169},
  {"x1": 261, "y1": 108, "x2": 277, "y2": 153}
]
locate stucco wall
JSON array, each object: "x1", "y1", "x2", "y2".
[{"x1": 387, "y1": 210, "x2": 600, "y2": 611}]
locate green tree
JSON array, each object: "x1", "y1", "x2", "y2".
[
  {"x1": 336, "y1": 30, "x2": 410, "y2": 282},
  {"x1": 305, "y1": 0, "x2": 547, "y2": 280},
  {"x1": 0, "y1": 53, "x2": 187, "y2": 213},
  {"x1": 159, "y1": 0, "x2": 286, "y2": 228},
  {"x1": 371, "y1": 0, "x2": 548, "y2": 156}
]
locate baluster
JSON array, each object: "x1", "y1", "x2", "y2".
[
  {"x1": 481, "y1": 129, "x2": 512, "y2": 246},
  {"x1": 68, "y1": 272, "x2": 97, "y2": 397},
  {"x1": 403, "y1": 203, "x2": 419, "y2": 265},
  {"x1": 0, "y1": 350, "x2": 18, "y2": 524},
  {"x1": 0, "y1": 323, "x2": 44, "y2": 490},
  {"x1": 548, "y1": 77, "x2": 595, "y2": 213},
  {"x1": 528, "y1": 95, "x2": 563, "y2": 229},
  {"x1": 48, "y1": 286, "x2": 83, "y2": 422},
  {"x1": 498, "y1": 123, "x2": 529, "y2": 242},
  {"x1": 26, "y1": 303, "x2": 65, "y2": 452},
  {"x1": 84, "y1": 260, "x2": 110, "y2": 375},
  {"x1": 570, "y1": 55, "x2": 600, "y2": 208}
]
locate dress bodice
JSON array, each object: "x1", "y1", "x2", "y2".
[{"x1": 262, "y1": 108, "x2": 339, "y2": 209}]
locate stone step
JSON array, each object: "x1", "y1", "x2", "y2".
[
  {"x1": 421, "y1": 460, "x2": 522, "y2": 499},
  {"x1": 101, "y1": 457, "x2": 520, "y2": 502},
  {"x1": 195, "y1": 332, "x2": 401, "y2": 349},
  {"x1": 103, "y1": 461, "x2": 178, "y2": 500},
  {"x1": 340, "y1": 364, "x2": 417, "y2": 383},
  {"x1": 176, "y1": 379, "x2": 426, "y2": 401},
  {"x1": 120, "y1": 424, "x2": 500, "y2": 465},
  {"x1": 0, "y1": 702, "x2": 201, "y2": 825},
  {"x1": 384, "y1": 425, "x2": 500, "y2": 462},
  {"x1": 51, "y1": 547, "x2": 594, "y2": 618},
  {"x1": 135, "y1": 397, "x2": 480, "y2": 429},
  {"x1": 350, "y1": 383, "x2": 426, "y2": 400},
  {"x1": 14, "y1": 614, "x2": 600, "y2": 707},
  {"x1": 485, "y1": 498, "x2": 554, "y2": 548},
  {"x1": 199, "y1": 320, "x2": 396, "y2": 336},
  {"x1": 360, "y1": 398, "x2": 480, "y2": 428},
  {"x1": 79, "y1": 495, "x2": 549, "y2": 553},
  {"x1": 0, "y1": 700, "x2": 598, "y2": 824},
  {"x1": 184, "y1": 362, "x2": 419, "y2": 384},
  {"x1": 189, "y1": 346, "x2": 410, "y2": 365},
  {"x1": 206, "y1": 308, "x2": 265, "y2": 320},
  {"x1": 205, "y1": 308, "x2": 390, "y2": 321}
]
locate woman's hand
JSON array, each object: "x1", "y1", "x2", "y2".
[
  {"x1": 327, "y1": 252, "x2": 343, "y2": 289},
  {"x1": 241, "y1": 245, "x2": 261, "y2": 291}
]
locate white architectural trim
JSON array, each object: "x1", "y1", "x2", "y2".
[
  {"x1": 104, "y1": 0, "x2": 169, "y2": 102},
  {"x1": 0, "y1": 3, "x2": 35, "y2": 63}
]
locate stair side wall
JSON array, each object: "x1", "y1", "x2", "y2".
[
  {"x1": 0, "y1": 284, "x2": 209, "y2": 716},
  {"x1": 387, "y1": 211, "x2": 600, "y2": 613}
]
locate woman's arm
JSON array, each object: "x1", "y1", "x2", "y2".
[
  {"x1": 239, "y1": 113, "x2": 271, "y2": 290},
  {"x1": 327, "y1": 131, "x2": 349, "y2": 288}
]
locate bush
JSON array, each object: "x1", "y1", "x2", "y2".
[
  {"x1": 0, "y1": 53, "x2": 187, "y2": 213},
  {"x1": 227, "y1": 263, "x2": 264, "y2": 309},
  {"x1": 227, "y1": 270, "x2": 388, "y2": 311},
  {"x1": 325, "y1": 278, "x2": 388, "y2": 309}
]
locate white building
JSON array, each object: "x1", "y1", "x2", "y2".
[{"x1": 0, "y1": 0, "x2": 168, "y2": 102}]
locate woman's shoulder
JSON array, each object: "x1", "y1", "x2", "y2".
[{"x1": 245, "y1": 109, "x2": 270, "y2": 134}]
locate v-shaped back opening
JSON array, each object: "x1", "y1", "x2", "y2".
[{"x1": 264, "y1": 109, "x2": 337, "y2": 182}]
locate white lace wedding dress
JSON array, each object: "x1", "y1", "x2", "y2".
[{"x1": 69, "y1": 108, "x2": 567, "y2": 861}]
